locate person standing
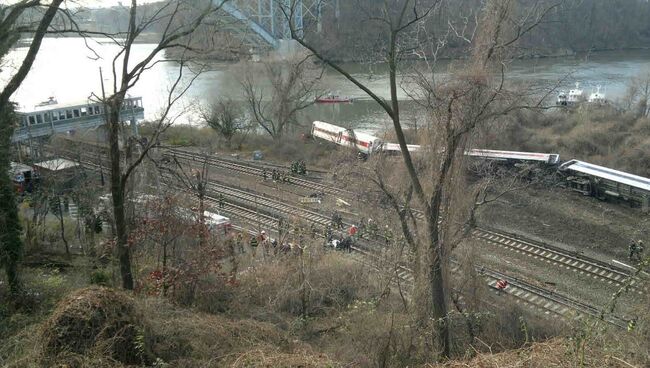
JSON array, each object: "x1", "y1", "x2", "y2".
[
  {"x1": 250, "y1": 235, "x2": 258, "y2": 256},
  {"x1": 236, "y1": 232, "x2": 245, "y2": 253}
]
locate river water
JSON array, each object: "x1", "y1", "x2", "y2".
[{"x1": 4, "y1": 38, "x2": 650, "y2": 133}]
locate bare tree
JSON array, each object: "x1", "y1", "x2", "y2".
[
  {"x1": 0, "y1": 0, "x2": 64, "y2": 295},
  {"x1": 285, "y1": 0, "x2": 561, "y2": 358},
  {"x1": 201, "y1": 99, "x2": 247, "y2": 149},
  {"x1": 95, "y1": 0, "x2": 228, "y2": 290},
  {"x1": 624, "y1": 70, "x2": 650, "y2": 118},
  {"x1": 241, "y1": 57, "x2": 320, "y2": 141}
]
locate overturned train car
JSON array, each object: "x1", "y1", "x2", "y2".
[{"x1": 559, "y1": 160, "x2": 650, "y2": 211}]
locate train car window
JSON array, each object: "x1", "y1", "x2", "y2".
[
  {"x1": 73, "y1": 109, "x2": 80, "y2": 118},
  {"x1": 94, "y1": 106, "x2": 100, "y2": 114},
  {"x1": 21, "y1": 116, "x2": 27, "y2": 127},
  {"x1": 44, "y1": 113, "x2": 51, "y2": 123},
  {"x1": 59, "y1": 111, "x2": 66, "y2": 120},
  {"x1": 87, "y1": 106, "x2": 94, "y2": 115},
  {"x1": 66, "y1": 110, "x2": 73, "y2": 119},
  {"x1": 80, "y1": 107, "x2": 88, "y2": 116},
  {"x1": 36, "y1": 115, "x2": 43, "y2": 124},
  {"x1": 52, "y1": 112, "x2": 58, "y2": 121}
]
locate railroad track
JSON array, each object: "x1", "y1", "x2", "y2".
[
  {"x1": 166, "y1": 147, "x2": 346, "y2": 196},
  {"x1": 171, "y1": 147, "x2": 642, "y2": 293},
  {"x1": 65, "y1": 153, "x2": 631, "y2": 329},
  {"x1": 221, "y1": 194, "x2": 627, "y2": 328},
  {"x1": 471, "y1": 228, "x2": 644, "y2": 294}
]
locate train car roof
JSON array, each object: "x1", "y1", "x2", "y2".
[
  {"x1": 561, "y1": 160, "x2": 650, "y2": 192},
  {"x1": 382, "y1": 143, "x2": 421, "y2": 152},
  {"x1": 10, "y1": 162, "x2": 33, "y2": 174},
  {"x1": 348, "y1": 130, "x2": 380, "y2": 143},
  {"x1": 467, "y1": 149, "x2": 559, "y2": 164},
  {"x1": 204, "y1": 210, "x2": 230, "y2": 224},
  {"x1": 312, "y1": 121, "x2": 348, "y2": 133},
  {"x1": 34, "y1": 158, "x2": 79, "y2": 171}
]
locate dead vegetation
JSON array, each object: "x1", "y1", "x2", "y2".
[
  {"x1": 39, "y1": 287, "x2": 143, "y2": 366},
  {"x1": 491, "y1": 106, "x2": 650, "y2": 177}
]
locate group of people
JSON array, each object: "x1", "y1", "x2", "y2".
[
  {"x1": 235, "y1": 230, "x2": 304, "y2": 257},
  {"x1": 290, "y1": 160, "x2": 307, "y2": 175},
  {"x1": 262, "y1": 168, "x2": 292, "y2": 183}
]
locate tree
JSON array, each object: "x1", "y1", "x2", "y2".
[
  {"x1": 624, "y1": 70, "x2": 650, "y2": 118},
  {"x1": 285, "y1": 0, "x2": 561, "y2": 358},
  {"x1": 241, "y1": 57, "x2": 320, "y2": 141},
  {"x1": 201, "y1": 99, "x2": 247, "y2": 149},
  {"x1": 96, "y1": 0, "x2": 228, "y2": 290},
  {"x1": 0, "y1": 0, "x2": 64, "y2": 296}
]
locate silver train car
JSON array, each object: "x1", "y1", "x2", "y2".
[{"x1": 559, "y1": 160, "x2": 650, "y2": 211}]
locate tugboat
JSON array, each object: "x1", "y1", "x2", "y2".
[
  {"x1": 556, "y1": 82, "x2": 585, "y2": 106},
  {"x1": 315, "y1": 92, "x2": 353, "y2": 103}
]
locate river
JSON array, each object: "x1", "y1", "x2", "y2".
[{"x1": 4, "y1": 38, "x2": 650, "y2": 133}]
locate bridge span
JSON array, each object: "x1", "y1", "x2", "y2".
[
  {"x1": 12, "y1": 97, "x2": 144, "y2": 143},
  {"x1": 218, "y1": 0, "x2": 337, "y2": 49}
]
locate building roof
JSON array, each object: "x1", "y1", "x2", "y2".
[
  {"x1": 10, "y1": 162, "x2": 33, "y2": 175},
  {"x1": 34, "y1": 158, "x2": 79, "y2": 171}
]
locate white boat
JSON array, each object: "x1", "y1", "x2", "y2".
[
  {"x1": 588, "y1": 85, "x2": 606, "y2": 104},
  {"x1": 567, "y1": 82, "x2": 584, "y2": 104}
]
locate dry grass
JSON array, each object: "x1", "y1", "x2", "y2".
[
  {"x1": 427, "y1": 337, "x2": 637, "y2": 368},
  {"x1": 492, "y1": 107, "x2": 650, "y2": 177},
  {"x1": 39, "y1": 286, "x2": 143, "y2": 366}
]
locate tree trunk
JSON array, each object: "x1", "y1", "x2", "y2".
[
  {"x1": 57, "y1": 197, "x2": 70, "y2": 257},
  {"x1": 0, "y1": 114, "x2": 22, "y2": 294},
  {"x1": 0, "y1": 0, "x2": 64, "y2": 297},
  {"x1": 413, "y1": 203, "x2": 450, "y2": 358},
  {"x1": 108, "y1": 98, "x2": 134, "y2": 290}
]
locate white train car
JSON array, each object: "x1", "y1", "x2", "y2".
[
  {"x1": 559, "y1": 160, "x2": 650, "y2": 210},
  {"x1": 381, "y1": 142, "x2": 422, "y2": 153},
  {"x1": 311, "y1": 121, "x2": 383, "y2": 155},
  {"x1": 466, "y1": 149, "x2": 560, "y2": 165}
]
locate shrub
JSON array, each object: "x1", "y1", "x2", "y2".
[
  {"x1": 89, "y1": 269, "x2": 111, "y2": 286},
  {"x1": 39, "y1": 287, "x2": 145, "y2": 366}
]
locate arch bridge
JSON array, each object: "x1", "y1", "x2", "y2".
[{"x1": 219, "y1": 0, "x2": 340, "y2": 49}]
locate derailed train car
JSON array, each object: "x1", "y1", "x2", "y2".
[
  {"x1": 311, "y1": 121, "x2": 383, "y2": 156},
  {"x1": 559, "y1": 160, "x2": 650, "y2": 211}
]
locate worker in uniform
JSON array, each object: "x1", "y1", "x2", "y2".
[
  {"x1": 218, "y1": 193, "x2": 225, "y2": 209},
  {"x1": 278, "y1": 217, "x2": 284, "y2": 237},
  {"x1": 635, "y1": 240, "x2": 645, "y2": 261},
  {"x1": 249, "y1": 234, "x2": 258, "y2": 256},
  {"x1": 236, "y1": 232, "x2": 244, "y2": 253},
  {"x1": 628, "y1": 318, "x2": 637, "y2": 332},
  {"x1": 325, "y1": 225, "x2": 333, "y2": 242},
  {"x1": 260, "y1": 230, "x2": 269, "y2": 255},
  {"x1": 348, "y1": 224, "x2": 358, "y2": 240},
  {"x1": 629, "y1": 240, "x2": 645, "y2": 262},
  {"x1": 310, "y1": 222, "x2": 317, "y2": 239},
  {"x1": 262, "y1": 168, "x2": 268, "y2": 181},
  {"x1": 384, "y1": 225, "x2": 393, "y2": 246},
  {"x1": 367, "y1": 218, "x2": 378, "y2": 237}
]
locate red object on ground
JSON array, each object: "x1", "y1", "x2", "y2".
[
  {"x1": 349, "y1": 225, "x2": 357, "y2": 236},
  {"x1": 496, "y1": 279, "x2": 509, "y2": 290}
]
